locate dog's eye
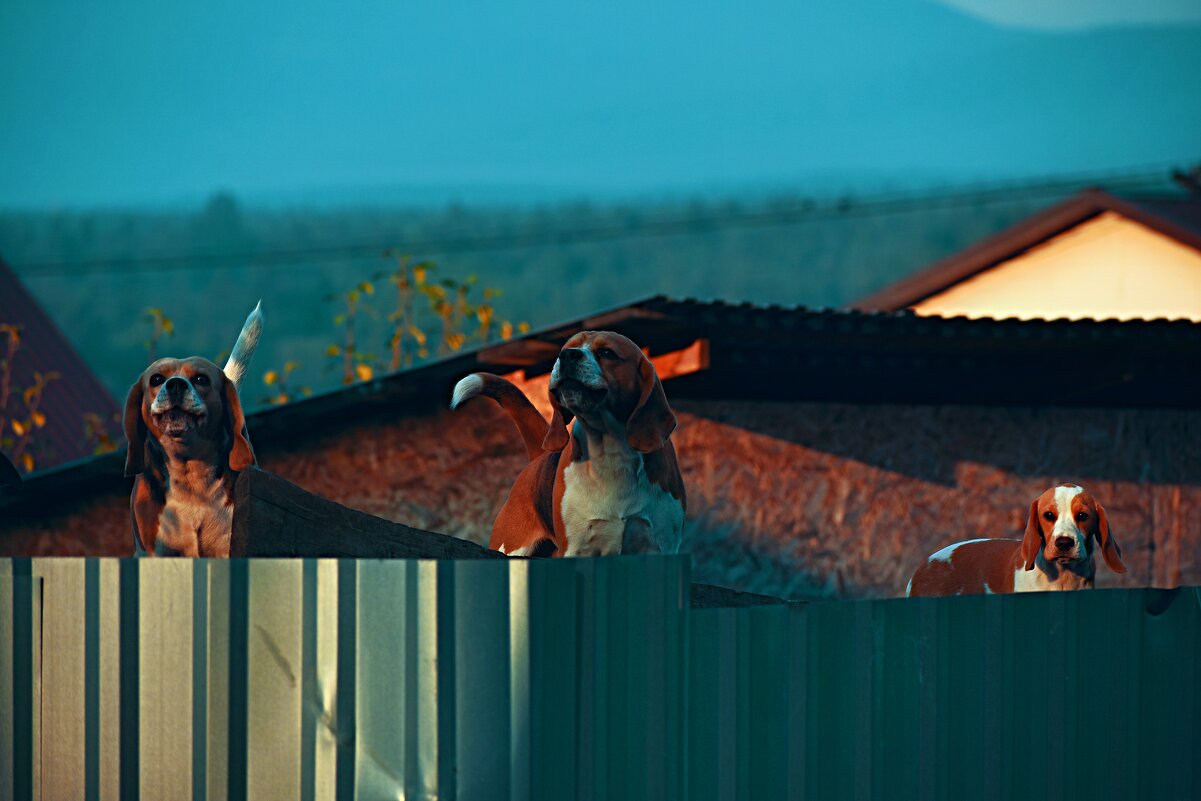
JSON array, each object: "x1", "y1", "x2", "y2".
[
  {"x1": 193, "y1": 374, "x2": 210, "y2": 386},
  {"x1": 596, "y1": 347, "x2": 618, "y2": 360},
  {"x1": 1075, "y1": 512, "x2": 1088, "y2": 522},
  {"x1": 149, "y1": 374, "x2": 165, "y2": 387},
  {"x1": 1043, "y1": 511, "x2": 1056, "y2": 522}
]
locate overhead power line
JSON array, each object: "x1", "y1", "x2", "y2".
[{"x1": 10, "y1": 164, "x2": 1180, "y2": 276}]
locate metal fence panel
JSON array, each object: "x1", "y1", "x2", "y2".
[
  {"x1": 245, "y1": 559, "x2": 305, "y2": 800},
  {"x1": 0, "y1": 570, "x2": 13, "y2": 801},
  {"x1": 688, "y1": 588, "x2": 1201, "y2": 801},
  {"x1": 2, "y1": 558, "x2": 1199, "y2": 801},
  {"x1": 205, "y1": 559, "x2": 231, "y2": 801},
  {"x1": 453, "y1": 557, "x2": 512, "y2": 801},
  {"x1": 1, "y1": 564, "x2": 41, "y2": 801},
  {"x1": 1, "y1": 568, "x2": 41, "y2": 801},
  {"x1": 96, "y1": 559, "x2": 121, "y2": 801}
]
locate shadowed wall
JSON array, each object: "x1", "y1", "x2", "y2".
[{"x1": 2, "y1": 399, "x2": 1197, "y2": 599}]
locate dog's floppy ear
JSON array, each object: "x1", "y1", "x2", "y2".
[
  {"x1": 1021, "y1": 498, "x2": 1043, "y2": 571},
  {"x1": 123, "y1": 380, "x2": 146, "y2": 476},
  {"x1": 626, "y1": 355, "x2": 676, "y2": 453},
  {"x1": 1094, "y1": 502, "x2": 1126, "y2": 574},
  {"x1": 222, "y1": 376, "x2": 255, "y2": 472},
  {"x1": 542, "y1": 388, "x2": 573, "y2": 452}
]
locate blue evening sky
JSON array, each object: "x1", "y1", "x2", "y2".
[{"x1": 1, "y1": 0, "x2": 1198, "y2": 208}]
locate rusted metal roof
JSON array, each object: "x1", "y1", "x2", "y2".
[
  {"x1": 0, "y1": 255, "x2": 119, "y2": 470},
  {"x1": 853, "y1": 188, "x2": 1201, "y2": 311}
]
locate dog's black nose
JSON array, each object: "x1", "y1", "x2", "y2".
[
  {"x1": 560, "y1": 348, "x2": 585, "y2": 363},
  {"x1": 1054, "y1": 536, "x2": 1074, "y2": 552},
  {"x1": 164, "y1": 376, "x2": 190, "y2": 393}
]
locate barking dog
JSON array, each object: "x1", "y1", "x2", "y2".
[
  {"x1": 123, "y1": 302, "x2": 263, "y2": 557},
  {"x1": 906, "y1": 484, "x2": 1126, "y2": 596},
  {"x1": 451, "y1": 330, "x2": 686, "y2": 557}
]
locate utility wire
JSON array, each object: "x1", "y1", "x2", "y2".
[{"x1": 10, "y1": 164, "x2": 1179, "y2": 276}]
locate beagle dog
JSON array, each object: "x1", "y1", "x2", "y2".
[
  {"x1": 451, "y1": 331, "x2": 685, "y2": 557},
  {"x1": 906, "y1": 484, "x2": 1126, "y2": 596},
  {"x1": 123, "y1": 303, "x2": 263, "y2": 557}
]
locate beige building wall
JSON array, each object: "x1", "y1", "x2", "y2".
[{"x1": 913, "y1": 212, "x2": 1201, "y2": 322}]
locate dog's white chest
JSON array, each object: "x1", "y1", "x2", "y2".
[
  {"x1": 1011, "y1": 561, "x2": 1094, "y2": 592},
  {"x1": 559, "y1": 446, "x2": 683, "y2": 557},
  {"x1": 158, "y1": 480, "x2": 234, "y2": 557}
]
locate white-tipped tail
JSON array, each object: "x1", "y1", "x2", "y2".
[
  {"x1": 223, "y1": 300, "x2": 264, "y2": 389},
  {"x1": 450, "y1": 373, "x2": 485, "y2": 409},
  {"x1": 447, "y1": 371, "x2": 549, "y2": 460}
]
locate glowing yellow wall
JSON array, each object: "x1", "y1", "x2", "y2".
[{"x1": 913, "y1": 212, "x2": 1201, "y2": 322}]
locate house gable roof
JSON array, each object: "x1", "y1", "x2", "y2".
[
  {"x1": 0, "y1": 255, "x2": 120, "y2": 469},
  {"x1": 853, "y1": 188, "x2": 1201, "y2": 312}
]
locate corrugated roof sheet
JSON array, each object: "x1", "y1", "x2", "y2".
[{"x1": 0, "y1": 256, "x2": 119, "y2": 470}]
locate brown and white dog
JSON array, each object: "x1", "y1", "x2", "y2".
[
  {"x1": 906, "y1": 484, "x2": 1126, "y2": 597},
  {"x1": 451, "y1": 330, "x2": 686, "y2": 557},
  {"x1": 123, "y1": 303, "x2": 263, "y2": 557}
]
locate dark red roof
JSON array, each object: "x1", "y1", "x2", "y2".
[
  {"x1": 0, "y1": 255, "x2": 119, "y2": 471},
  {"x1": 854, "y1": 188, "x2": 1201, "y2": 311}
]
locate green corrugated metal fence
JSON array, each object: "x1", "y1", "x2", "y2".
[
  {"x1": 687, "y1": 590, "x2": 1200, "y2": 801},
  {"x1": 2, "y1": 557, "x2": 1199, "y2": 800}
]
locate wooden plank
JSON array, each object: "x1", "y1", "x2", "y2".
[
  {"x1": 650, "y1": 338, "x2": 709, "y2": 380},
  {"x1": 138, "y1": 559, "x2": 194, "y2": 799},
  {"x1": 245, "y1": 560, "x2": 304, "y2": 801},
  {"x1": 476, "y1": 338, "x2": 564, "y2": 367},
  {"x1": 307, "y1": 559, "x2": 340, "y2": 801},
  {"x1": 97, "y1": 559, "x2": 122, "y2": 801},
  {"x1": 0, "y1": 571, "x2": 14, "y2": 801},
  {"x1": 36, "y1": 558, "x2": 88, "y2": 800},
  {"x1": 230, "y1": 468, "x2": 504, "y2": 560}
]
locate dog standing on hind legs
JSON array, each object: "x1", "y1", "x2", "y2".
[
  {"x1": 124, "y1": 302, "x2": 263, "y2": 557},
  {"x1": 451, "y1": 330, "x2": 686, "y2": 557}
]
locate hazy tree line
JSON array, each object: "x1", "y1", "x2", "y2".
[{"x1": 0, "y1": 186, "x2": 1092, "y2": 471}]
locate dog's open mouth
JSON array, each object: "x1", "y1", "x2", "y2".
[
  {"x1": 553, "y1": 378, "x2": 607, "y2": 411},
  {"x1": 152, "y1": 407, "x2": 206, "y2": 437}
]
